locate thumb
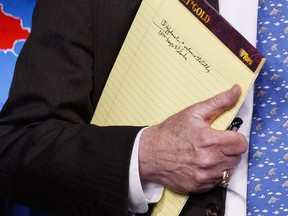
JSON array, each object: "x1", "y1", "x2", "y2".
[{"x1": 196, "y1": 84, "x2": 241, "y2": 124}]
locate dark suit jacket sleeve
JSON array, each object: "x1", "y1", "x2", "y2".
[{"x1": 0, "y1": 0, "x2": 143, "y2": 215}]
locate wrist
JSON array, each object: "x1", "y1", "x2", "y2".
[
  {"x1": 129, "y1": 127, "x2": 164, "y2": 213},
  {"x1": 138, "y1": 125, "x2": 162, "y2": 183}
]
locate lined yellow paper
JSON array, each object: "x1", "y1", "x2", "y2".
[{"x1": 91, "y1": 0, "x2": 264, "y2": 214}]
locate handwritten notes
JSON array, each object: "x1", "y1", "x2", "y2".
[
  {"x1": 91, "y1": 0, "x2": 264, "y2": 214},
  {"x1": 153, "y1": 19, "x2": 211, "y2": 72},
  {"x1": 92, "y1": 0, "x2": 258, "y2": 128}
]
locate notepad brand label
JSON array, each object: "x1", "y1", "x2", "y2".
[
  {"x1": 181, "y1": 0, "x2": 210, "y2": 23},
  {"x1": 239, "y1": 48, "x2": 253, "y2": 66}
]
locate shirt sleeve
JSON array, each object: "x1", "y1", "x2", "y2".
[{"x1": 128, "y1": 128, "x2": 164, "y2": 213}]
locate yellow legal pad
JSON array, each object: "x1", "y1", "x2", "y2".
[{"x1": 91, "y1": 0, "x2": 265, "y2": 214}]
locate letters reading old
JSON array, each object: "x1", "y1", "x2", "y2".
[{"x1": 181, "y1": 0, "x2": 210, "y2": 23}]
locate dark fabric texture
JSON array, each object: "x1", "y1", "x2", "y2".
[
  {"x1": 179, "y1": 187, "x2": 226, "y2": 216},
  {"x1": 0, "y1": 0, "x2": 225, "y2": 215},
  {"x1": 0, "y1": 0, "x2": 142, "y2": 215}
]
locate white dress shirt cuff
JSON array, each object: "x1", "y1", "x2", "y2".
[{"x1": 128, "y1": 128, "x2": 164, "y2": 213}]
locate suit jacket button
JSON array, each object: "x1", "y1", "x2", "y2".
[{"x1": 205, "y1": 203, "x2": 220, "y2": 216}]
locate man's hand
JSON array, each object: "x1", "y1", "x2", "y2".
[{"x1": 138, "y1": 84, "x2": 248, "y2": 194}]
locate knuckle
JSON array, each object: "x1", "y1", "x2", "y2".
[
  {"x1": 194, "y1": 171, "x2": 210, "y2": 185},
  {"x1": 199, "y1": 156, "x2": 215, "y2": 169},
  {"x1": 198, "y1": 132, "x2": 214, "y2": 147},
  {"x1": 209, "y1": 93, "x2": 226, "y2": 109}
]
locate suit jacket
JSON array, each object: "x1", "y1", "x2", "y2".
[{"x1": 0, "y1": 0, "x2": 225, "y2": 215}]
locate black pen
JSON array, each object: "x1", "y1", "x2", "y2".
[{"x1": 227, "y1": 117, "x2": 243, "y2": 131}]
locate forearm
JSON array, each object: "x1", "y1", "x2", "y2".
[
  {"x1": 0, "y1": 0, "x2": 144, "y2": 214},
  {"x1": 0, "y1": 117, "x2": 141, "y2": 214}
]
